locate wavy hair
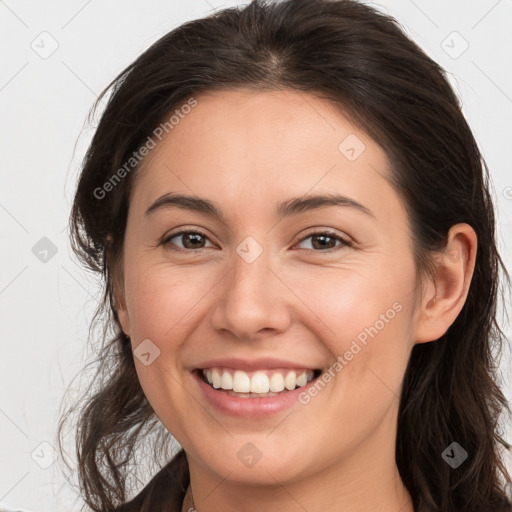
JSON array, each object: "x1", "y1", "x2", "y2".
[{"x1": 58, "y1": 0, "x2": 512, "y2": 510}]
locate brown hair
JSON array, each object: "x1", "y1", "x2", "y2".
[{"x1": 58, "y1": 0, "x2": 512, "y2": 510}]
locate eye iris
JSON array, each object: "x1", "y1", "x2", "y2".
[
  {"x1": 311, "y1": 234, "x2": 336, "y2": 250},
  {"x1": 171, "y1": 232, "x2": 342, "y2": 250},
  {"x1": 182, "y1": 233, "x2": 205, "y2": 249}
]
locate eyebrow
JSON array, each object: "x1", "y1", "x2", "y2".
[{"x1": 144, "y1": 192, "x2": 375, "y2": 220}]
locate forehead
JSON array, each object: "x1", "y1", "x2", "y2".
[{"x1": 130, "y1": 88, "x2": 397, "y2": 223}]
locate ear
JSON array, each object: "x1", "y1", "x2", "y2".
[
  {"x1": 106, "y1": 244, "x2": 132, "y2": 337},
  {"x1": 115, "y1": 287, "x2": 132, "y2": 338},
  {"x1": 414, "y1": 223, "x2": 477, "y2": 344}
]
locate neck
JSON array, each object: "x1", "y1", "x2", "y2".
[
  {"x1": 187, "y1": 464, "x2": 413, "y2": 512},
  {"x1": 185, "y1": 427, "x2": 414, "y2": 512}
]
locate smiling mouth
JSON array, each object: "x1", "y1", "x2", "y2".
[{"x1": 197, "y1": 367, "x2": 322, "y2": 398}]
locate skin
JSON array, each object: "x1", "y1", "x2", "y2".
[{"x1": 114, "y1": 88, "x2": 477, "y2": 512}]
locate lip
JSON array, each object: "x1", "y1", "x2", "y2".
[
  {"x1": 195, "y1": 357, "x2": 320, "y2": 372},
  {"x1": 192, "y1": 367, "x2": 322, "y2": 419}
]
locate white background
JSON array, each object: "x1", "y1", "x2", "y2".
[{"x1": 1, "y1": 0, "x2": 511, "y2": 510}]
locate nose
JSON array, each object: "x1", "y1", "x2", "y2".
[{"x1": 209, "y1": 244, "x2": 292, "y2": 341}]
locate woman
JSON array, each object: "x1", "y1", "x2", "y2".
[{"x1": 58, "y1": 0, "x2": 512, "y2": 510}]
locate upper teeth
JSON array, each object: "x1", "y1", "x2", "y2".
[{"x1": 202, "y1": 367, "x2": 315, "y2": 393}]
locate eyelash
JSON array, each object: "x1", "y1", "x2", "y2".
[{"x1": 160, "y1": 229, "x2": 353, "y2": 254}]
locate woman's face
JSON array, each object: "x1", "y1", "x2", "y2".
[{"x1": 116, "y1": 88, "x2": 423, "y2": 486}]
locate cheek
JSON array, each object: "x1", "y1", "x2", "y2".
[
  {"x1": 124, "y1": 262, "x2": 209, "y2": 340},
  {"x1": 295, "y1": 272, "x2": 414, "y2": 457},
  {"x1": 122, "y1": 264, "x2": 207, "y2": 437},
  {"x1": 295, "y1": 256, "x2": 416, "y2": 398},
  {"x1": 293, "y1": 257, "x2": 414, "y2": 347}
]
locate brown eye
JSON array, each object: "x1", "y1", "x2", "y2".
[
  {"x1": 296, "y1": 231, "x2": 352, "y2": 252},
  {"x1": 162, "y1": 230, "x2": 214, "y2": 250}
]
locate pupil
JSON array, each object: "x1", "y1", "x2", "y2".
[
  {"x1": 313, "y1": 235, "x2": 334, "y2": 250},
  {"x1": 184, "y1": 233, "x2": 204, "y2": 249}
]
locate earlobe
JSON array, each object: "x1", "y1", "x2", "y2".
[
  {"x1": 115, "y1": 294, "x2": 132, "y2": 338},
  {"x1": 106, "y1": 243, "x2": 132, "y2": 337},
  {"x1": 414, "y1": 223, "x2": 477, "y2": 344}
]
